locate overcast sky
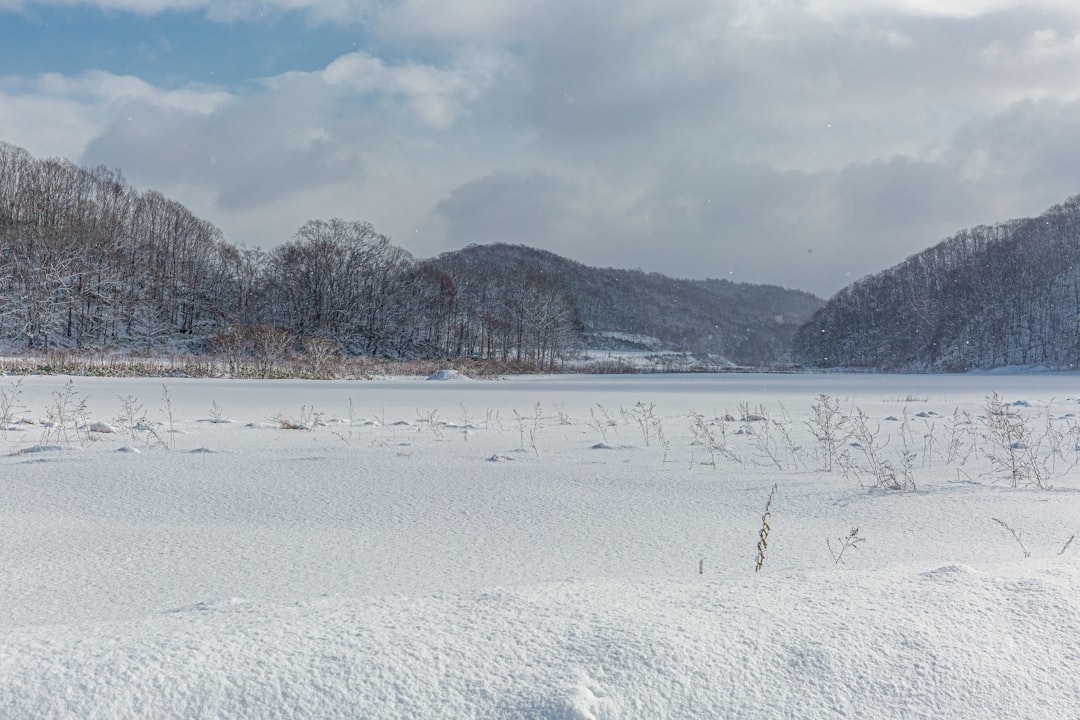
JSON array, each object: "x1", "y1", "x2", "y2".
[{"x1": 3, "y1": 1, "x2": 1080, "y2": 297}]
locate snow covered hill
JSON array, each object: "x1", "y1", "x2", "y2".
[{"x1": 796, "y1": 194, "x2": 1080, "y2": 371}]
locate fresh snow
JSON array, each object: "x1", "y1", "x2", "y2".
[
  {"x1": 426, "y1": 368, "x2": 469, "y2": 381},
  {"x1": 1, "y1": 372, "x2": 1079, "y2": 718}
]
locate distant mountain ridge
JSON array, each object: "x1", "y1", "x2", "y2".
[
  {"x1": 430, "y1": 244, "x2": 824, "y2": 366},
  {"x1": 794, "y1": 195, "x2": 1080, "y2": 371}
]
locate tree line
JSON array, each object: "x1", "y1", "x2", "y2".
[{"x1": 0, "y1": 142, "x2": 579, "y2": 368}]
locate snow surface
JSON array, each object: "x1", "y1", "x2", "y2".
[
  {"x1": 426, "y1": 368, "x2": 469, "y2": 381},
  {"x1": 2, "y1": 372, "x2": 1079, "y2": 718}
]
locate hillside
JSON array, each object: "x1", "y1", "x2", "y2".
[
  {"x1": 1, "y1": 141, "x2": 820, "y2": 368},
  {"x1": 429, "y1": 244, "x2": 823, "y2": 367},
  {"x1": 794, "y1": 195, "x2": 1080, "y2": 371}
]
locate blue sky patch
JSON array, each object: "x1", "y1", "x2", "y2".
[{"x1": 0, "y1": 6, "x2": 372, "y2": 87}]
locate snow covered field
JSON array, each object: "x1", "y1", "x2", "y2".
[{"x1": 1, "y1": 372, "x2": 1078, "y2": 718}]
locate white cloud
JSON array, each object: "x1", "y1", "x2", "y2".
[
  {"x1": 0, "y1": 0, "x2": 379, "y2": 21},
  {"x1": 0, "y1": 69, "x2": 229, "y2": 159},
  {"x1": 0, "y1": 69, "x2": 229, "y2": 112},
  {"x1": 806, "y1": 0, "x2": 1080, "y2": 21},
  {"x1": 66, "y1": 47, "x2": 514, "y2": 252},
  {"x1": 0, "y1": 91, "x2": 98, "y2": 160},
  {"x1": 1, "y1": 0, "x2": 206, "y2": 13},
  {"x1": 7, "y1": 0, "x2": 1080, "y2": 27},
  {"x1": 7, "y1": 0, "x2": 1080, "y2": 296},
  {"x1": 981, "y1": 27, "x2": 1080, "y2": 66},
  {"x1": 374, "y1": 0, "x2": 539, "y2": 45},
  {"x1": 315, "y1": 51, "x2": 502, "y2": 127}
]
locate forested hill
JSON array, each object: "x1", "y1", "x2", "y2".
[
  {"x1": 794, "y1": 195, "x2": 1080, "y2": 371},
  {"x1": 430, "y1": 244, "x2": 823, "y2": 366},
  {"x1": 0, "y1": 141, "x2": 820, "y2": 367}
]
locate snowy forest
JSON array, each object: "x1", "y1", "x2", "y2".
[
  {"x1": 0, "y1": 142, "x2": 819, "y2": 369},
  {"x1": 795, "y1": 195, "x2": 1080, "y2": 371},
  {"x1": 15, "y1": 136, "x2": 1080, "y2": 375},
  {"x1": 0, "y1": 141, "x2": 579, "y2": 367}
]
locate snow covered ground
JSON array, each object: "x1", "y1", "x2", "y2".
[{"x1": 1, "y1": 372, "x2": 1078, "y2": 718}]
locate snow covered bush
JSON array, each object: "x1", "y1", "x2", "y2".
[{"x1": 980, "y1": 393, "x2": 1048, "y2": 489}]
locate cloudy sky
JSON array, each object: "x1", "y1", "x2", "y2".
[{"x1": 3, "y1": 0, "x2": 1080, "y2": 296}]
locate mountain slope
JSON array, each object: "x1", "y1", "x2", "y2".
[
  {"x1": 794, "y1": 195, "x2": 1080, "y2": 371},
  {"x1": 430, "y1": 244, "x2": 824, "y2": 366}
]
